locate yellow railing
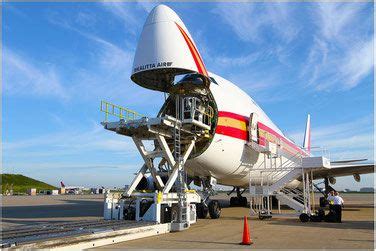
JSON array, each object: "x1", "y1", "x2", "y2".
[{"x1": 100, "y1": 100, "x2": 144, "y2": 122}]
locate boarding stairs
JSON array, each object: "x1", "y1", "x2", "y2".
[
  {"x1": 247, "y1": 139, "x2": 330, "y2": 218},
  {"x1": 248, "y1": 151, "x2": 309, "y2": 217}
]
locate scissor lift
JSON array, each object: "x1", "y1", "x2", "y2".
[{"x1": 101, "y1": 98, "x2": 213, "y2": 231}]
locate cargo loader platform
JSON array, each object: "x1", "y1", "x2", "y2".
[{"x1": 1, "y1": 220, "x2": 170, "y2": 249}]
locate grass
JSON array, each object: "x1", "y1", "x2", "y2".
[{"x1": 1, "y1": 173, "x2": 57, "y2": 194}]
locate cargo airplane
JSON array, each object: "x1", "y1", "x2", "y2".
[{"x1": 104, "y1": 5, "x2": 374, "y2": 219}]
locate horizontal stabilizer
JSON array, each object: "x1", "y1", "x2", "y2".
[{"x1": 331, "y1": 159, "x2": 367, "y2": 164}]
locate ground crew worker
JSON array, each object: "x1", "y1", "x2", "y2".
[
  {"x1": 333, "y1": 191, "x2": 344, "y2": 223},
  {"x1": 327, "y1": 190, "x2": 335, "y2": 210}
]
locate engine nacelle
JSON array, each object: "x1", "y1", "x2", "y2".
[
  {"x1": 353, "y1": 173, "x2": 361, "y2": 182},
  {"x1": 329, "y1": 177, "x2": 336, "y2": 185}
]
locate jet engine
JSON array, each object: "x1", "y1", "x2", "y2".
[
  {"x1": 329, "y1": 177, "x2": 336, "y2": 185},
  {"x1": 353, "y1": 173, "x2": 361, "y2": 182}
]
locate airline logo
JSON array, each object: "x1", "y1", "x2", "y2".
[
  {"x1": 134, "y1": 62, "x2": 173, "y2": 73},
  {"x1": 175, "y1": 22, "x2": 209, "y2": 77}
]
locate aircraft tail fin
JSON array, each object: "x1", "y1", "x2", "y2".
[
  {"x1": 303, "y1": 114, "x2": 311, "y2": 153},
  {"x1": 60, "y1": 181, "x2": 65, "y2": 188}
]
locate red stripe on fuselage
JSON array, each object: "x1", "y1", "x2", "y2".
[
  {"x1": 257, "y1": 122, "x2": 306, "y2": 155},
  {"x1": 215, "y1": 111, "x2": 307, "y2": 156},
  {"x1": 215, "y1": 125, "x2": 248, "y2": 140},
  {"x1": 218, "y1": 111, "x2": 248, "y2": 122}
]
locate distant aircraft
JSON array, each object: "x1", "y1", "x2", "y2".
[
  {"x1": 60, "y1": 181, "x2": 84, "y2": 194},
  {"x1": 104, "y1": 5, "x2": 374, "y2": 219}
]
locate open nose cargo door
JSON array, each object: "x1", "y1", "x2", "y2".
[{"x1": 131, "y1": 5, "x2": 210, "y2": 93}]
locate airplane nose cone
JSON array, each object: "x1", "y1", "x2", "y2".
[
  {"x1": 131, "y1": 4, "x2": 209, "y2": 92},
  {"x1": 145, "y1": 4, "x2": 183, "y2": 25}
]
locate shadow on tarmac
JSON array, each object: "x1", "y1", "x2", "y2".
[
  {"x1": 269, "y1": 219, "x2": 374, "y2": 230},
  {"x1": 1, "y1": 199, "x2": 103, "y2": 220}
]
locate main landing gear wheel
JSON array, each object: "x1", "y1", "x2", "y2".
[
  {"x1": 208, "y1": 200, "x2": 221, "y2": 219},
  {"x1": 230, "y1": 197, "x2": 248, "y2": 207},
  {"x1": 196, "y1": 203, "x2": 209, "y2": 219}
]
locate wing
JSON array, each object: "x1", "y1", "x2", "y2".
[{"x1": 312, "y1": 163, "x2": 374, "y2": 180}]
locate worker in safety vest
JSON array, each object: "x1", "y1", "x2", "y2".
[
  {"x1": 333, "y1": 191, "x2": 344, "y2": 223},
  {"x1": 327, "y1": 190, "x2": 335, "y2": 210}
]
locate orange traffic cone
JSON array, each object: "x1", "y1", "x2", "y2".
[{"x1": 240, "y1": 216, "x2": 253, "y2": 245}]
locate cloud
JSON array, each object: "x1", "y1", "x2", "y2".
[
  {"x1": 301, "y1": 3, "x2": 373, "y2": 91},
  {"x1": 315, "y1": 2, "x2": 366, "y2": 41},
  {"x1": 340, "y1": 39, "x2": 373, "y2": 90},
  {"x1": 213, "y1": 3, "x2": 299, "y2": 43},
  {"x1": 44, "y1": 10, "x2": 164, "y2": 110},
  {"x1": 2, "y1": 122, "x2": 141, "y2": 162},
  {"x1": 3, "y1": 48, "x2": 69, "y2": 100},
  {"x1": 99, "y1": 2, "x2": 149, "y2": 36}
]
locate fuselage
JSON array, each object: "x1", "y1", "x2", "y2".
[{"x1": 186, "y1": 72, "x2": 308, "y2": 187}]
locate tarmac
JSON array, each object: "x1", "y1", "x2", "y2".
[{"x1": 1, "y1": 193, "x2": 374, "y2": 249}]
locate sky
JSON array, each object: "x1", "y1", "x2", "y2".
[{"x1": 2, "y1": 2, "x2": 374, "y2": 190}]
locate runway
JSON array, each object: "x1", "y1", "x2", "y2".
[{"x1": 1, "y1": 193, "x2": 374, "y2": 249}]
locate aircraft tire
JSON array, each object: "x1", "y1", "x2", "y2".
[
  {"x1": 230, "y1": 197, "x2": 238, "y2": 207},
  {"x1": 196, "y1": 203, "x2": 209, "y2": 219},
  {"x1": 240, "y1": 197, "x2": 247, "y2": 207},
  {"x1": 208, "y1": 200, "x2": 221, "y2": 219}
]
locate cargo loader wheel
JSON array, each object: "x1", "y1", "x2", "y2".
[{"x1": 208, "y1": 200, "x2": 221, "y2": 219}]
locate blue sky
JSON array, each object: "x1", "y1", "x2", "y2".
[{"x1": 3, "y1": 2, "x2": 374, "y2": 190}]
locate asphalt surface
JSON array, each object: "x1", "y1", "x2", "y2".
[
  {"x1": 1, "y1": 194, "x2": 104, "y2": 229},
  {"x1": 1, "y1": 193, "x2": 374, "y2": 249}
]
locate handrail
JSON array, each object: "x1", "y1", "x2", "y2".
[{"x1": 100, "y1": 100, "x2": 145, "y2": 122}]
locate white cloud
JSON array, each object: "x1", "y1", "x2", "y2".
[
  {"x1": 3, "y1": 48, "x2": 69, "y2": 100},
  {"x1": 301, "y1": 3, "x2": 373, "y2": 91},
  {"x1": 340, "y1": 39, "x2": 373, "y2": 90},
  {"x1": 2, "y1": 122, "x2": 143, "y2": 164},
  {"x1": 316, "y1": 2, "x2": 365, "y2": 41},
  {"x1": 213, "y1": 3, "x2": 299, "y2": 43},
  {"x1": 44, "y1": 11, "x2": 164, "y2": 110},
  {"x1": 99, "y1": 2, "x2": 146, "y2": 36}
]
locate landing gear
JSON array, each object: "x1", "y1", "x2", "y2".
[
  {"x1": 199, "y1": 177, "x2": 221, "y2": 219},
  {"x1": 229, "y1": 187, "x2": 248, "y2": 207},
  {"x1": 208, "y1": 200, "x2": 221, "y2": 219},
  {"x1": 196, "y1": 203, "x2": 209, "y2": 219}
]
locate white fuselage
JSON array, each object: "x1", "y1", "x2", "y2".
[{"x1": 186, "y1": 73, "x2": 307, "y2": 187}]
